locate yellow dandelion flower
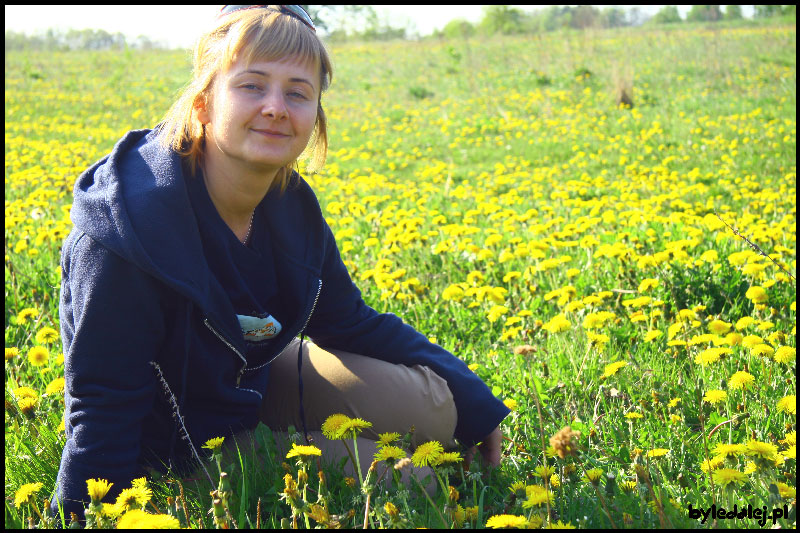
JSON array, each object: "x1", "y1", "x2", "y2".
[
  {"x1": 338, "y1": 417, "x2": 372, "y2": 438},
  {"x1": 777, "y1": 395, "x2": 796, "y2": 415},
  {"x1": 34, "y1": 327, "x2": 60, "y2": 345},
  {"x1": 509, "y1": 481, "x2": 526, "y2": 494},
  {"x1": 703, "y1": 390, "x2": 727, "y2": 404},
  {"x1": 202, "y1": 436, "x2": 225, "y2": 453},
  {"x1": 535, "y1": 465, "x2": 555, "y2": 478},
  {"x1": 384, "y1": 501, "x2": 399, "y2": 518},
  {"x1": 14, "y1": 482, "x2": 44, "y2": 508},
  {"x1": 486, "y1": 514, "x2": 529, "y2": 529},
  {"x1": 18, "y1": 397, "x2": 38, "y2": 417},
  {"x1": 695, "y1": 347, "x2": 730, "y2": 366},
  {"x1": 741, "y1": 334, "x2": 764, "y2": 348},
  {"x1": 5, "y1": 347, "x2": 20, "y2": 360},
  {"x1": 377, "y1": 432, "x2": 401, "y2": 447},
  {"x1": 713, "y1": 443, "x2": 747, "y2": 457},
  {"x1": 117, "y1": 509, "x2": 180, "y2": 529},
  {"x1": 602, "y1": 361, "x2": 627, "y2": 378},
  {"x1": 442, "y1": 285, "x2": 465, "y2": 301},
  {"x1": 728, "y1": 371, "x2": 755, "y2": 390},
  {"x1": 15, "y1": 308, "x2": 39, "y2": 324},
  {"x1": 522, "y1": 485, "x2": 554, "y2": 507},
  {"x1": 750, "y1": 344, "x2": 774, "y2": 358},
  {"x1": 625, "y1": 412, "x2": 644, "y2": 420},
  {"x1": 27, "y1": 346, "x2": 49, "y2": 366},
  {"x1": 582, "y1": 468, "x2": 604, "y2": 484},
  {"x1": 646, "y1": 448, "x2": 670, "y2": 459},
  {"x1": 549, "y1": 474, "x2": 561, "y2": 488},
  {"x1": 638, "y1": 278, "x2": 659, "y2": 292},
  {"x1": 87, "y1": 479, "x2": 113, "y2": 503},
  {"x1": 708, "y1": 320, "x2": 731, "y2": 334},
  {"x1": 722, "y1": 332, "x2": 743, "y2": 346},
  {"x1": 711, "y1": 468, "x2": 747, "y2": 488},
  {"x1": 115, "y1": 486, "x2": 152, "y2": 512},
  {"x1": 435, "y1": 451, "x2": 464, "y2": 465},
  {"x1": 543, "y1": 314, "x2": 571, "y2": 333},
  {"x1": 620, "y1": 480, "x2": 637, "y2": 492},
  {"x1": 321, "y1": 413, "x2": 352, "y2": 440},
  {"x1": 411, "y1": 440, "x2": 443, "y2": 467},
  {"x1": 45, "y1": 377, "x2": 65, "y2": 395},
  {"x1": 746, "y1": 440, "x2": 778, "y2": 461},
  {"x1": 775, "y1": 482, "x2": 796, "y2": 499},
  {"x1": 503, "y1": 398, "x2": 518, "y2": 411},
  {"x1": 644, "y1": 330, "x2": 663, "y2": 342},
  {"x1": 700, "y1": 455, "x2": 725, "y2": 473},
  {"x1": 745, "y1": 286, "x2": 768, "y2": 304},
  {"x1": 546, "y1": 519, "x2": 576, "y2": 528},
  {"x1": 774, "y1": 346, "x2": 795, "y2": 364},
  {"x1": 374, "y1": 445, "x2": 406, "y2": 463},
  {"x1": 286, "y1": 443, "x2": 322, "y2": 460},
  {"x1": 13, "y1": 386, "x2": 38, "y2": 400},
  {"x1": 734, "y1": 316, "x2": 755, "y2": 330}
]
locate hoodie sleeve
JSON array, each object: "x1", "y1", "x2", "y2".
[
  {"x1": 305, "y1": 223, "x2": 510, "y2": 448},
  {"x1": 51, "y1": 232, "x2": 166, "y2": 522}
]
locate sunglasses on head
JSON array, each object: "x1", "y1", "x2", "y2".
[{"x1": 218, "y1": 5, "x2": 316, "y2": 32}]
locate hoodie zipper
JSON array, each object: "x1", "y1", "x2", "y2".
[
  {"x1": 203, "y1": 279, "x2": 323, "y2": 386},
  {"x1": 203, "y1": 318, "x2": 248, "y2": 386}
]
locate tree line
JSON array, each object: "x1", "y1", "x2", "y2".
[{"x1": 5, "y1": 5, "x2": 797, "y2": 51}]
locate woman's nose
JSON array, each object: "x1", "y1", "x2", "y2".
[{"x1": 261, "y1": 90, "x2": 288, "y2": 119}]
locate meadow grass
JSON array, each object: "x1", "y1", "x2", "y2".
[{"x1": 5, "y1": 23, "x2": 796, "y2": 528}]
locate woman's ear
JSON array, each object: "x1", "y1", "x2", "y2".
[{"x1": 195, "y1": 94, "x2": 211, "y2": 125}]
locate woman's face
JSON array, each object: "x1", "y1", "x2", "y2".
[{"x1": 197, "y1": 55, "x2": 320, "y2": 179}]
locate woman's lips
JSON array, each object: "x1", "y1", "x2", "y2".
[{"x1": 253, "y1": 128, "x2": 290, "y2": 137}]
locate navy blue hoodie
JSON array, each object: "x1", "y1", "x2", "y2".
[{"x1": 51, "y1": 129, "x2": 509, "y2": 519}]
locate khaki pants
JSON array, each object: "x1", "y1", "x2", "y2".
[
  {"x1": 262, "y1": 338, "x2": 458, "y2": 448},
  {"x1": 262, "y1": 339, "x2": 457, "y2": 482},
  {"x1": 192, "y1": 339, "x2": 457, "y2": 486}
]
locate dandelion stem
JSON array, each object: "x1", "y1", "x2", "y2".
[{"x1": 409, "y1": 472, "x2": 450, "y2": 529}]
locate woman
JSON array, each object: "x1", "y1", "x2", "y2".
[{"x1": 51, "y1": 5, "x2": 509, "y2": 520}]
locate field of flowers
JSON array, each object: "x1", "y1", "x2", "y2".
[{"x1": 5, "y1": 23, "x2": 797, "y2": 528}]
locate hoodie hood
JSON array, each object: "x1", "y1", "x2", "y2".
[{"x1": 72, "y1": 129, "x2": 207, "y2": 302}]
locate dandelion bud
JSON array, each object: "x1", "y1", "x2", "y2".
[
  {"x1": 384, "y1": 502, "x2": 399, "y2": 518},
  {"x1": 448, "y1": 485, "x2": 459, "y2": 505},
  {"x1": 297, "y1": 469, "x2": 308, "y2": 488}
]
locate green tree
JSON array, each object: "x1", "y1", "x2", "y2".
[
  {"x1": 479, "y1": 5, "x2": 526, "y2": 35},
  {"x1": 570, "y1": 5, "x2": 601, "y2": 29},
  {"x1": 723, "y1": 5, "x2": 742, "y2": 20},
  {"x1": 442, "y1": 19, "x2": 475, "y2": 40},
  {"x1": 686, "y1": 5, "x2": 723, "y2": 22},
  {"x1": 599, "y1": 7, "x2": 629, "y2": 28},
  {"x1": 652, "y1": 5, "x2": 682, "y2": 24}
]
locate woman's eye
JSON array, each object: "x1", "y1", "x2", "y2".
[
  {"x1": 288, "y1": 91, "x2": 308, "y2": 100},
  {"x1": 241, "y1": 83, "x2": 261, "y2": 91}
]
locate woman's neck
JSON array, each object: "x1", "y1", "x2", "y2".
[{"x1": 201, "y1": 156, "x2": 277, "y2": 242}]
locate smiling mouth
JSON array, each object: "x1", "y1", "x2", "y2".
[{"x1": 253, "y1": 129, "x2": 290, "y2": 137}]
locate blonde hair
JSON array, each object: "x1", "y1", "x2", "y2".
[{"x1": 157, "y1": 8, "x2": 332, "y2": 192}]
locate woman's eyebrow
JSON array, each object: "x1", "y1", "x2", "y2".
[{"x1": 236, "y1": 69, "x2": 315, "y2": 89}]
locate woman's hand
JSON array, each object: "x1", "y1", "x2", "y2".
[{"x1": 464, "y1": 426, "x2": 503, "y2": 467}]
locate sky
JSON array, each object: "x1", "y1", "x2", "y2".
[{"x1": 5, "y1": 5, "x2": 755, "y2": 49}]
